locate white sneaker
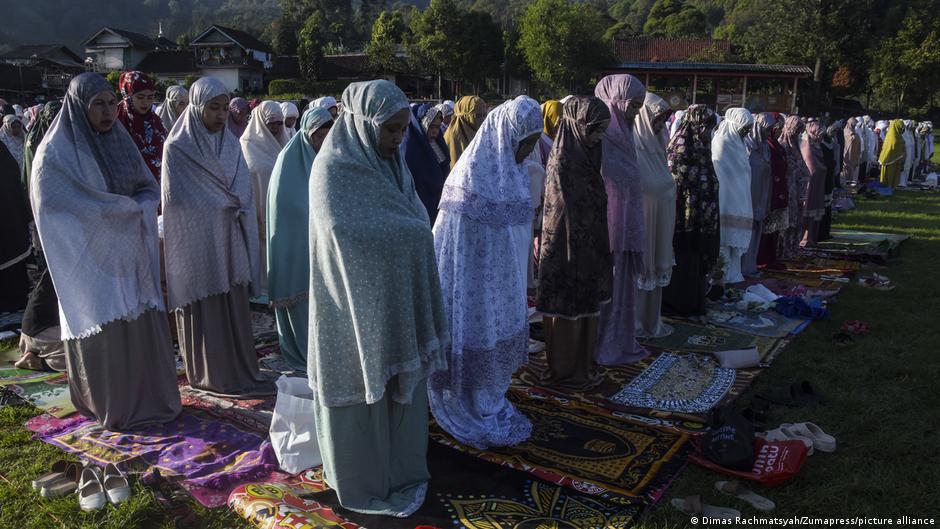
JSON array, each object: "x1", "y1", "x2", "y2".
[
  {"x1": 78, "y1": 466, "x2": 107, "y2": 512},
  {"x1": 103, "y1": 463, "x2": 132, "y2": 505}
]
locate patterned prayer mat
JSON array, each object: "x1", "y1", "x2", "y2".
[
  {"x1": 706, "y1": 304, "x2": 810, "y2": 338},
  {"x1": 229, "y1": 442, "x2": 656, "y2": 529},
  {"x1": 27, "y1": 409, "x2": 280, "y2": 508},
  {"x1": 5, "y1": 373, "x2": 75, "y2": 417},
  {"x1": 515, "y1": 350, "x2": 759, "y2": 427},
  {"x1": 430, "y1": 389, "x2": 690, "y2": 503},
  {"x1": 251, "y1": 308, "x2": 278, "y2": 347},
  {"x1": 608, "y1": 352, "x2": 735, "y2": 414},
  {"x1": 639, "y1": 320, "x2": 787, "y2": 361}
]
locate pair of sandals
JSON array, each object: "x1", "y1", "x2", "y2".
[
  {"x1": 758, "y1": 422, "x2": 837, "y2": 455},
  {"x1": 672, "y1": 480, "x2": 775, "y2": 519},
  {"x1": 77, "y1": 463, "x2": 132, "y2": 511}
]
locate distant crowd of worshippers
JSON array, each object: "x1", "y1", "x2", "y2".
[{"x1": 0, "y1": 69, "x2": 934, "y2": 517}]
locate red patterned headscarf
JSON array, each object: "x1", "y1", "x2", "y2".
[{"x1": 116, "y1": 71, "x2": 167, "y2": 180}]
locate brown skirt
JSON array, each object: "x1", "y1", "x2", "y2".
[
  {"x1": 540, "y1": 316, "x2": 601, "y2": 391},
  {"x1": 176, "y1": 284, "x2": 276, "y2": 398},
  {"x1": 65, "y1": 308, "x2": 182, "y2": 431}
]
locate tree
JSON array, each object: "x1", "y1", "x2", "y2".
[
  {"x1": 271, "y1": 18, "x2": 298, "y2": 55},
  {"x1": 643, "y1": 0, "x2": 707, "y2": 38},
  {"x1": 518, "y1": 0, "x2": 612, "y2": 93},
  {"x1": 298, "y1": 12, "x2": 326, "y2": 81},
  {"x1": 407, "y1": 0, "x2": 464, "y2": 96},
  {"x1": 871, "y1": 2, "x2": 940, "y2": 113},
  {"x1": 454, "y1": 10, "x2": 504, "y2": 90},
  {"x1": 366, "y1": 10, "x2": 407, "y2": 75}
]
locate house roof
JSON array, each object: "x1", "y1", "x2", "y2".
[
  {"x1": 83, "y1": 27, "x2": 168, "y2": 50},
  {"x1": 614, "y1": 37, "x2": 731, "y2": 62},
  {"x1": 191, "y1": 25, "x2": 273, "y2": 54},
  {"x1": 0, "y1": 45, "x2": 83, "y2": 65},
  {"x1": 155, "y1": 37, "x2": 178, "y2": 50},
  {"x1": 604, "y1": 62, "x2": 813, "y2": 76},
  {"x1": 136, "y1": 50, "x2": 197, "y2": 74}
]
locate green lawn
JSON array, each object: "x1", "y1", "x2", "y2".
[{"x1": 1, "y1": 191, "x2": 938, "y2": 528}]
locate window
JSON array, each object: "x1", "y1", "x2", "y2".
[
  {"x1": 745, "y1": 77, "x2": 792, "y2": 113},
  {"x1": 647, "y1": 75, "x2": 693, "y2": 110}
]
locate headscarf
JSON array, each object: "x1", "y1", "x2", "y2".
[
  {"x1": 711, "y1": 107, "x2": 754, "y2": 250},
  {"x1": 406, "y1": 104, "x2": 450, "y2": 224},
  {"x1": 309, "y1": 96, "x2": 337, "y2": 113},
  {"x1": 307, "y1": 80, "x2": 448, "y2": 407},
  {"x1": 778, "y1": 116, "x2": 809, "y2": 256},
  {"x1": 669, "y1": 109, "x2": 686, "y2": 138},
  {"x1": 541, "y1": 100, "x2": 562, "y2": 138},
  {"x1": 667, "y1": 104, "x2": 719, "y2": 266},
  {"x1": 444, "y1": 95, "x2": 486, "y2": 168},
  {"x1": 241, "y1": 100, "x2": 289, "y2": 227},
  {"x1": 801, "y1": 121, "x2": 825, "y2": 181},
  {"x1": 116, "y1": 71, "x2": 167, "y2": 179},
  {"x1": 764, "y1": 114, "x2": 790, "y2": 235},
  {"x1": 266, "y1": 107, "x2": 333, "y2": 307},
  {"x1": 24, "y1": 104, "x2": 42, "y2": 131},
  {"x1": 536, "y1": 96, "x2": 612, "y2": 317},
  {"x1": 12, "y1": 105, "x2": 24, "y2": 120},
  {"x1": 161, "y1": 76, "x2": 261, "y2": 310},
  {"x1": 280, "y1": 101, "x2": 300, "y2": 138},
  {"x1": 0, "y1": 114, "x2": 24, "y2": 171},
  {"x1": 31, "y1": 73, "x2": 163, "y2": 340},
  {"x1": 21, "y1": 100, "x2": 62, "y2": 197},
  {"x1": 879, "y1": 119, "x2": 906, "y2": 168},
  {"x1": 594, "y1": 74, "x2": 647, "y2": 263},
  {"x1": 747, "y1": 112, "x2": 773, "y2": 222},
  {"x1": 901, "y1": 119, "x2": 916, "y2": 185},
  {"x1": 228, "y1": 97, "x2": 250, "y2": 137},
  {"x1": 439, "y1": 97, "x2": 542, "y2": 226},
  {"x1": 156, "y1": 85, "x2": 189, "y2": 132},
  {"x1": 842, "y1": 117, "x2": 861, "y2": 182},
  {"x1": 248, "y1": 98, "x2": 262, "y2": 111}
]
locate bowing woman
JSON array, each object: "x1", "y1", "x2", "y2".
[
  {"x1": 162, "y1": 77, "x2": 275, "y2": 398},
  {"x1": 31, "y1": 72, "x2": 181, "y2": 430},
  {"x1": 307, "y1": 80, "x2": 449, "y2": 516},
  {"x1": 266, "y1": 107, "x2": 334, "y2": 372}
]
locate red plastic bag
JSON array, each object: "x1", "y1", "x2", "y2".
[{"x1": 690, "y1": 438, "x2": 809, "y2": 487}]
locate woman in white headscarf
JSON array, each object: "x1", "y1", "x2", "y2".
[
  {"x1": 669, "y1": 109, "x2": 685, "y2": 139},
  {"x1": 31, "y1": 72, "x2": 181, "y2": 430},
  {"x1": 241, "y1": 100, "x2": 288, "y2": 292},
  {"x1": 309, "y1": 96, "x2": 339, "y2": 119},
  {"x1": 901, "y1": 120, "x2": 915, "y2": 187},
  {"x1": 430, "y1": 96, "x2": 542, "y2": 450},
  {"x1": 0, "y1": 114, "x2": 24, "y2": 171},
  {"x1": 307, "y1": 80, "x2": 448, "y2": 516},
  {"x1": 711, "y1": 107, "x2": 754, "y2": 284},
  {"x1": 266, "y1": 107, "x2": 333, "y2": 372},
  {"x1": 162, "y1": 77, "x2": 275, "y2": 398},
  {"x1": 156, "y1": 85, "x2": 189, "y2": 132},
  {"x1": 279, "y1": 101, "x2": 300, "y2": 138},
  {"x1": 633, "y1": 92, "x2": 675, "y2": 338}
]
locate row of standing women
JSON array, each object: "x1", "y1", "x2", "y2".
[{"x1": 7, "y1": 68, "x2": 934, "y2": 518}]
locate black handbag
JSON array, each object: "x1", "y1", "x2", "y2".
[{"x1": 700, "y1": 406, "x2": 756, "y2": 471}]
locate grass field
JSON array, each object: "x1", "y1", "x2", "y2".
[{"x1": 1, "y1": 191, "x2": 938, "y2": 528}]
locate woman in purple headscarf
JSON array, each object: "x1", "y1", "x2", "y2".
[
  {"x1": 593, "y1": 74, "x2": 648, "y2": 365},
  {"x1": 777, "y1": 116, "x2": 809, "y2": 258},
  {"x1": 800, "y1": 121, "x2": 826, "y2": 247},
  {"x1": 228, "y1": 97, "x2": 249, "y2": 138}
]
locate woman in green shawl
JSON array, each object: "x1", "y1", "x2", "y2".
[
  {"x1": 443, "y1": 95, "x2": 486, "y2": 168},
  {"x1": 879, "y1": 119, "x2": 906, "y2": 189},
  {"x1": 21, "y1": 101, "x2": 62, "y2": 195},
  {"x1": 307, "y1": 80, "x2": 449, "y2": 516},
  {"x1": 266, "y1": 106, "x2": 333, "y2": 371}
]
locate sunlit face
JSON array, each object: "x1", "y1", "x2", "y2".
[
  {"x1": 174, "y1": 97, "x2": 189, "y2": 115},
  {"x1": 267, "y1": 120, "x2": 284, "y2": 136},
  {"x1": 515, "y1": 133, "x2": 541, "y2": 163},
  {"x1": 378, "y1": 108, "x2": 411, "y2": 160},
  {"x1": 285, "y1": 116, "x2": 297, "y2": 129},
  {"x1": 131, "y1": 89, "x2": 156, "y2": 115},
  {"x1": 202, "y1": 94, "x2": 230, "y2": 133},
  {"x1": 87, "y1": 90, "x2": 119, "y2": 133},
  {"x1": 586, "y1": 119, "x2": 610, "y2": 146},
  {"x1": 426, "y1": 115, "x2": 443, "y2": 142},
  {"x1": 307, "y1": 122, "x2": 333, "y2": 151},
  {"x1": 8, "y1": 120, "x2": 22, "y2": 137}
]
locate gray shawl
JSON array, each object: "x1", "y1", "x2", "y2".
[
  {"x1": 308, "y1": 80, "x2": 449, "y2": 407},
  {"x1": 31, "y1": 72, "x2": 163, "y2": 339},
  {"x1": 161, "y1": 77, "x2": 261, "y2": 310}
]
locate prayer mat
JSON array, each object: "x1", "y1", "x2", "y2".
[
  {"x1": 515, "y1": 349, "x2": 764, "y2": 428},
  {"x1": 251, "y1": 308, "x2": 278, "y2": 347},
  {"x1": 228, "y1": 442, "x2": 655, "y2": 529},
  {"x1": 27, "y1": 409, "x2": 280, "y2": 508},
  {"x1": 640, "y1": 320, "x2": 786, "y2": 361},
  {"x1": 608, "y1": 353, "x2": 735, "y2": 413},
  {"x1": 706, "y1": 304, "x2": 809, "y2": 338},
  {"x1": 179, "y1": 386, "x2": 274, "y2": 434},
  {"x1": 6, "y1": 373, "x2": 75, "y2": 417},
  {"x1": 430, "y1": 389, "x2": 689, "y2": 503}
]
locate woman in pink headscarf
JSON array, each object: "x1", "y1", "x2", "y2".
[
  {"x1": 593, "y1": 74, "x2": 648, "y2": 365},
  {"x1": 800, "y1": 121, "x2": 826, "y2": 246},
  {"x1": 228, "y1": 97, "x2": 250, "y2": 138},
  {"x1": 116, "y1": 71, "x2": 167, "y2": 180}
]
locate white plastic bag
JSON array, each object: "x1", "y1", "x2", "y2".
[{"x1": 269, "y1": 375, "x2": 321, "y2": 474}]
